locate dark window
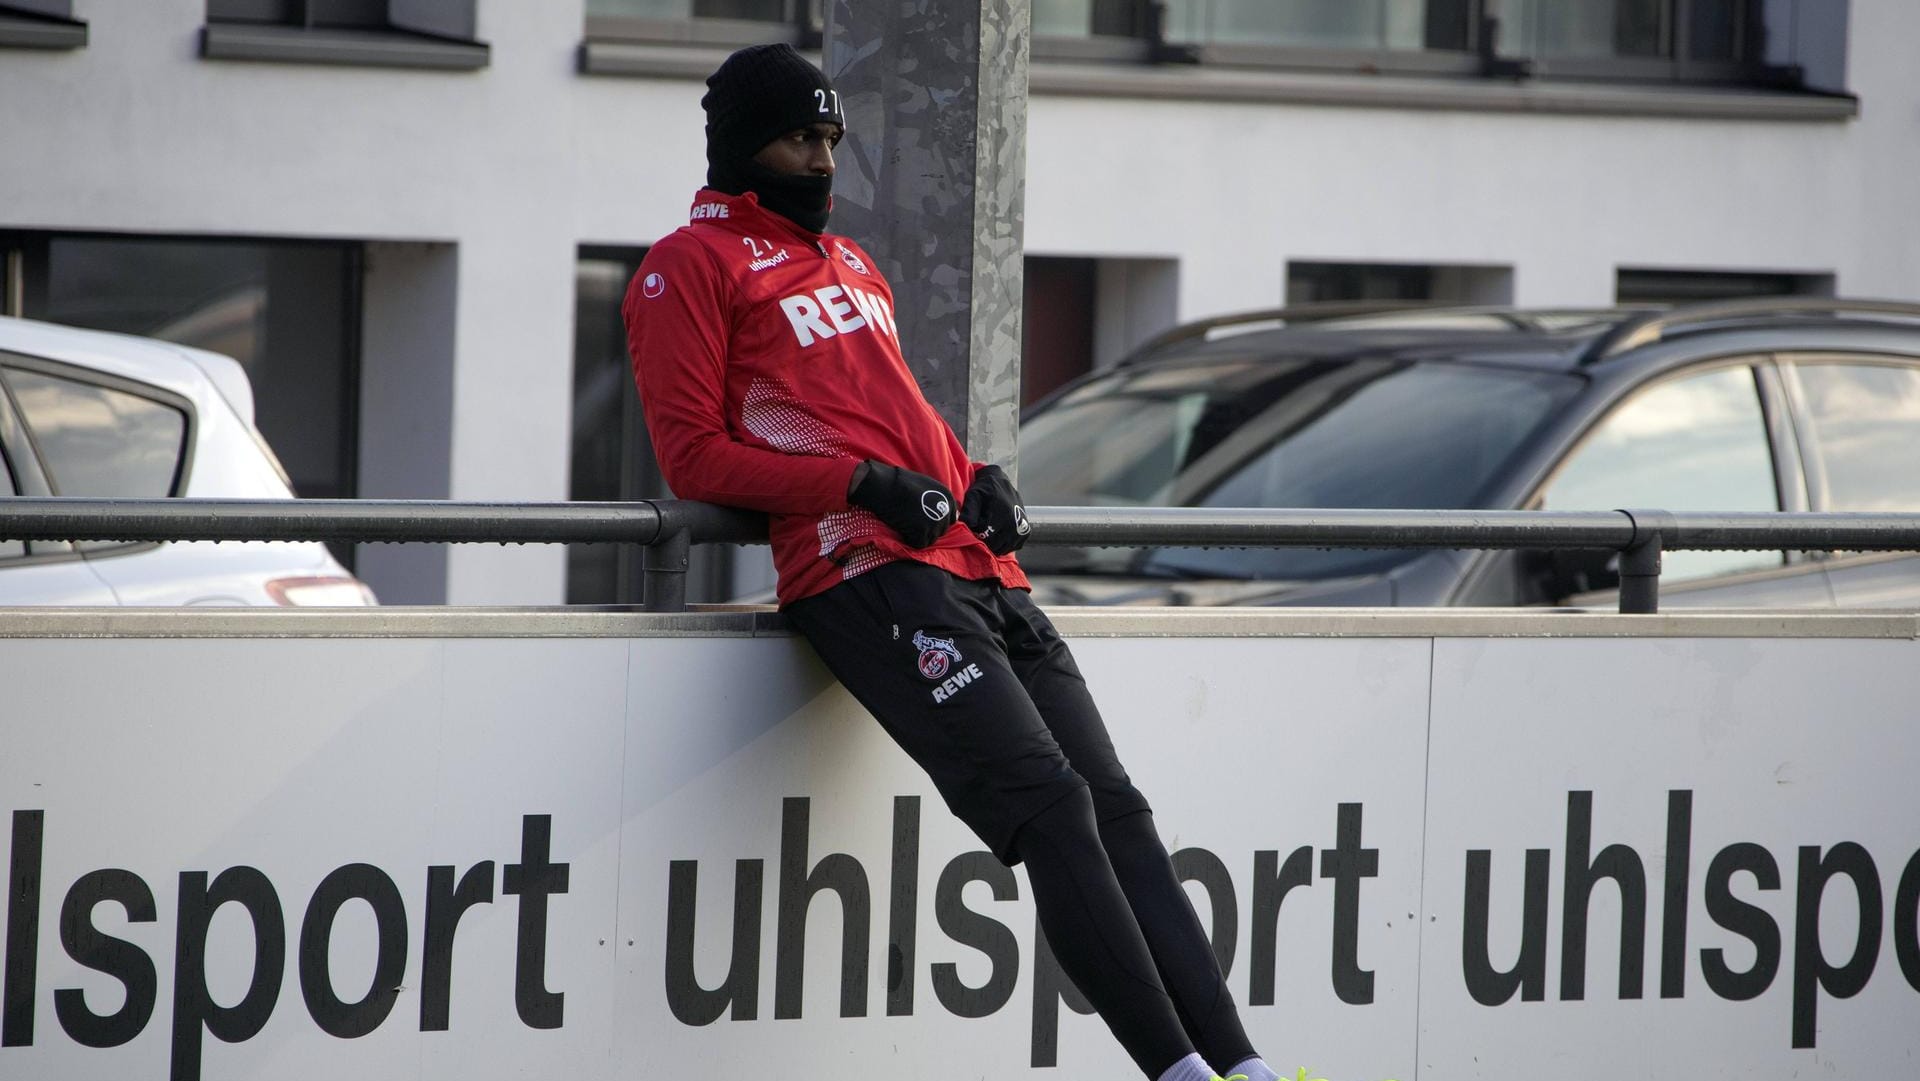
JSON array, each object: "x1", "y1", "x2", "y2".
[
  {"x1": 208, "y1": 0, "x2": 473, "y2": 34},
  {"x1": 1034, "y1": 0, "x2": 1150, "y2": 39},
  {"x1": 1499, "y1": 0, "x2": 1665, "y2": 59},
  {"x1": 9, "y1": 233, "x2": 362, "y2": 509},
  {"x1": 1791, "y1": 361, "x2": 1920, "y2": 513},
  {"x1": 1288, "y1": 260, "x2": 1514, "y2": 306},
  {"x1": 1020, "y1": 357, "x2": 1579, "y2": 579},
  {"x1": 1616, "y1": 267, "x2": 1834, "y2": 304},
  {"x1": 1022, "y1": 256, "x2": 1096, "y2": 406},
  {"x1": 569, "y1": 246, "x2": 749, "y2": 605},
  {"x1": 1492, "y1": 0, "x2": 1774, "y2": 83},
  {"x1": 583, "y1": 0, "x2": 817, "y2": 39},
  {"x1": 588, "y1": 0, "x2": 789, "y2": 17},
  {"x1": 1289, "y1": 261, "x2": 1435, "y2": 304},
  {"x1": 1687, "y1": 0, "x2": 1742, "y2": 60},
  {"x1": 570, "y1": 248, "x2": 653, "y2": 605},
  {"x1": 1160, "y1": 0, "x2": 1477, "y2": 51},
  {"x1": 4, "y1": 367, "x2": 187, "y2": 499}
]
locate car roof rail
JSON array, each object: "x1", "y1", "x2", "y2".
[
  {"x1": 1580, "y1": 296, "x2": 1920, "y2": 364},
  {"x1": 1128, "y1": 301, "x2": 1541, "y2": 359}
]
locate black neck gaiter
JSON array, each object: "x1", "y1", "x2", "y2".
[{"x1": 711, "y1": 159, "x2": 833, "y2": 235}]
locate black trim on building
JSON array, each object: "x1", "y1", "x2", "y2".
[
  {"x1": 0, "y1": 1, "x2": 86, "y2": 50},
  {"x1": 203, "y1": 0, "x2": 487, "y2": 71}
]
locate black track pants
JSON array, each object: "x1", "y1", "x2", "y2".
[
  {"x1": 1099, "y1": 807, "x2": 1258, "y2": 1071},
  {"x1": 785, "y1": 560, "x2": 1255, "y2": 1077}
]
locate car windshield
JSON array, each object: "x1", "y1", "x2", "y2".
[{"x1": 1019, "y1": 356, "x2": 1582, "y2": 580}]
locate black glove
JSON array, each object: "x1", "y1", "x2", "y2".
[
  {"x1": 849, "y1": 460, "x2": 956, "y2": 549},
  {"x1": 960, "y1": 464, "x2": 1031, "y2": 556}
]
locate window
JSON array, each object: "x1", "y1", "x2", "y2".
[
  {"x1": 589, "y1": 0, "x2": 790, "y2": 18},
  {"x1": 1288, "y1": 260, "x2": 1514, "y2": 306},
  {"x1": 1790, "y1": 361, "x2": 1920, "y2": 513},
  {"x1": 1492, "y1": 0, "x2": 1770, "y2": 82},
  {"x1": 570, "y1": 246, "x2": 753, "y2": 604},
  {"x1": 1617, "y1": 267, "x2": 1835, "y2": 304},
  {"x1": 1540, "y1": 365, "x2": 1780, "y2": 581},
  {"x1": 203, "y1": 0, "x2": 488, "y2": 70},
  {"x1": 3, "y1": 367, "x2": 186, "y2": 499},
  {"x1": 1161, "y1": 0, "x2": 1475, "y2": 52},
  {"x1": 1034, "y1": 0, "x2": 1151, "y2": 39},
  {"x1": 1019, "y1": 358, "x2": 1580, "y2": 580},
  {"x1": 1499, "y1": 0, "x2": 1664, "y2": 59},
  {"x1": 581, "y1": 0, "x2": 820, "y2": 74},
  {"x1": 1023, "y1": 256, "x2": 1097, "y2": 405},
  {"x1": 7, "y1": 233, "x2": 363, "y2": 506},
  {"x1": 584, "y1": 0, "x2": 818, "y2": 46},
  {"x1": 0, "y1": 1, "x2": 86, "y2": 50}
]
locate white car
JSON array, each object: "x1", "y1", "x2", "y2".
[{"x1": 0, "y1": 316, "x2": 376, "y2": 605}]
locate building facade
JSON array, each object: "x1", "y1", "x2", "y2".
[{"x1": 3, "y1": 1, "x2": 1911, "y2": 604}]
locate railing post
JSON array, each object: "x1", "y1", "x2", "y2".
[
  {"x1": 643, "y1": 528, "x2": 691, "y2": 613},
  {"x1": 1615, "y1": 505, "x2": 1675, "y2": 615},
  {"x1": 1618, "y1": 535, "x2": 1663, "y2": 614}
]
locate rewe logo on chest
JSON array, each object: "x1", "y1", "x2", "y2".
[{"x1": 778, "y1": 285, "x2": 899, "y2": 348}]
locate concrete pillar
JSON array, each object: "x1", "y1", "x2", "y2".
[
  {"x1": 356, "y1": 241, "x2": 456, "y2": 604},
  {"x1": 822, "y1": 1, "x2": 1030, "y2": 470}
]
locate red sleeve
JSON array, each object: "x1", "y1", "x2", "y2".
[{"x1": 623, "y1": 235, "x2": 860, "y2": 515}]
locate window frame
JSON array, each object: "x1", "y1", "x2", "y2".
[
  {"x1": 1776, "y1": 352, "x2": 1920, "y2": 518},
  {"x1": 583, "y1": 0, "x2": 820, "y2": 45},
  {"x1": 1047, "y1": 0, "x2": 1791, "y2": 90},
  {"x1": 1490, "y1": 0, "x2": 1768, "y2": 84},
  {"x1": 580, "y1": 2, "x2": 822, "y2": 75},
  {"x1": 0, "y1": 353, "x2": 196, "y2": 510},
  {"x1": 1529, "y1": 357, "x2": 1797, "y2": 585},
  {"x1": 202, "y1": 0, "x2": 489, "y2": 71},
  {"x1": 0, "y1": 352, "x2": 197, "y2": 558}
]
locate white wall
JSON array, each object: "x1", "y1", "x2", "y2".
[
  {"x1": 3, "y1": 1, "x2": 1916, "y2": 602},
  {"x1": 1025, "y1": 83, "x2": 1899, "y2": 317}
]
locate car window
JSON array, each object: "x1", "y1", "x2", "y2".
[
  {"x1": 1022, "y1": 357, "x2": 1581, "y2": 580},
  {"x1": 1790, "y1": 360, "x2": 1920, "y2": 512},
  {"x1": 5, "y1": 367, "x2": 187, "y2": 498},
  {"x1": 1540, "y1": 364, "x2": 1780, "y2": 582}
]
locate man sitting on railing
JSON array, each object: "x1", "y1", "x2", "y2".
[{"x1": 621, "y1": 43, "x2": 1279, "y2": 1081}]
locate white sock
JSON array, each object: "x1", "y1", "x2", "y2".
[
  {"x1": 1156, "y1": 1052, "x2": 1218, "y2": 1081},
  {"x1": 1225, "y1": 1056, "x2": 1281, "y2": 1081}
]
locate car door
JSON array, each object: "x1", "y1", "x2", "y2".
[
  {"x1": 1777, "y1": 353, "x2": 1920, "y2": 607},
  {"x1": 0, "y1": 359, "x2": 122, "y2": 604},
  {"x1": 1534, "y1": 359, "x2": 1833, "y2": 608}
]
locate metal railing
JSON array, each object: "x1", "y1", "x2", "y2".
[{"x1": 3, "y1": 497, "x2": 1920, "y2": 614}]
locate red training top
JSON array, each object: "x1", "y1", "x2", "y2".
[{"x1": 623, "y1": 188, "x2": 1028, "y2": 605}]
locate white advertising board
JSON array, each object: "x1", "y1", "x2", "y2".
[{"x1": 1, "y1": 612, "x2": 1916, "y2": 1081}]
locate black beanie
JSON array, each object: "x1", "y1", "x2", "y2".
[{"x1": 702, "y1": 43, "x2": 844, "y2": 181}]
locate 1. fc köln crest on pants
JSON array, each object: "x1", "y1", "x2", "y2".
[{"x1": 912, "y1": 630, "x2": 962, "y2": 679}]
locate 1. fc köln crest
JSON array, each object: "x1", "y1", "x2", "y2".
[{"x1": 913, "y1": 630, "x2": 962, "y2": 679}]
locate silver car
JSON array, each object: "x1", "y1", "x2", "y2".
[{"x1": 0, "y1": 316, "x2": 375, "y2": 605}]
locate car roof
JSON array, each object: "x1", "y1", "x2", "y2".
[
  {"x1": 0, "y1": 315, "x2": 256, "y2": 421},
  {"x1": 1120, "y1": 298, "x2": 1920, "y2": 376}
]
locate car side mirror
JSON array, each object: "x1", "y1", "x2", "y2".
[{"x1": 1525, "y1": 547, "x2": 1620, "y2": 602}]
